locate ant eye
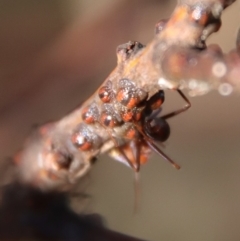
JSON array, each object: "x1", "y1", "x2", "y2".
[{"x1": 144, "y1": 118, "x2": 170, "y2": 142}]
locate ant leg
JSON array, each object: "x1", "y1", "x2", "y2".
[
  {"x1": 161, "y1": 89, "x2": 191, "y2": 120},
  {"x1": 134, "y1": 122, "x2": 180, "y2": 170},
  {"x1": 146, "y1": 141, "x2": 181, "y2": 170},
  {"x1": 131, "y1": 90, "x2": 187, "y2": 170},
  {"x1": 125, "y1": 140, "x2": 141, "y2": 172},
  {"x1": 145, "y1": 107, "x2": 162, "y2": 121},
  {"x1": 98, "y1": 122, "x2": 120, "y2": 147},
  {"x1": 108, "y1": 142, "x2": 142, "y2": 212},
  {"x1": 108, "y1": 142, "x2": 140, "y2": 172},
  {"x1": 115, "y1": 142, "x2": 142, "y2": 212},
  {"x1": 133, "y1": 140, "x2": 141, "y2": 172}
]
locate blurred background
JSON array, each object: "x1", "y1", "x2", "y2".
[{"x1": 0, "y1": 0, "x2": 240, "y2": 240}]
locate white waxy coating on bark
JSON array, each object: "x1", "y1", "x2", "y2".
[{"x1": 158, "y1": 77, "x2": 175, "y2": 89}]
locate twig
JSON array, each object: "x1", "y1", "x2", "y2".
[{"x1": 14, "y1": 0, "x2": 239, "y2": 191}]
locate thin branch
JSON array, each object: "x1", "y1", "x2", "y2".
[{"x1": 14, "y1": 0, "x2": 239, "y2": 191}]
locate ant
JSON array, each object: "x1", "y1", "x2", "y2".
[
  {"x1": 75, "y1": 77, "x2": 191, "y2": 174},
  {"x1": 109, "y1": 88, "x2": 191, "y2": 172}
]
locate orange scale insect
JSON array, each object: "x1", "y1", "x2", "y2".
[
  {"x1": 116, "y1": 88, "x2": 139, "y2": 109},
  {"x1": 120, "y1": 109, "x2": 134, "y2": 122},
  {"x1": 100, "y1": 111, "x2": 120, "y2": 128},
  {"x1": 82, "y1": 107, "x2": 95, "y2": 124},
  {"x1": 117, "y1": 78, "x2": 148, "y2": 109},
  {"x1": 121, "y1": 112, "x2": 133, "y2": 122},
  {"x1": 100, "y1": 104, "x2": 122, "y2": 128},
  {"x1": 71, "y1": 132, "x2": 92, "y2": 151},
  {"x1": 100, "y1": 112, "x2": 114, "y2": 128},
  {"x1": 133, "y1": 109, "x2": 142, "y2": 122},
  {"x1": 124, "y1": 126, "x2": 139, "y2": 139},
  {"x1": 98, "y1": 86, "x2": 112, "y2": 103},
  {"x1": 98, "y1": 81, "x2": 114, "y2": 103},
  {"x1": 81, "y1": 103, "x2": 99, "y2": 124},
  {"x1": 120, "y1": 107, "x2": 143, "y2": 123},
  {"x1": 71, "y1": 123, "x2": 102, "y2": 152}
]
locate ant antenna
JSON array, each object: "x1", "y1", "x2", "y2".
[{"x1": 134, "y1": 122, "x2": 181, "y2": 170}]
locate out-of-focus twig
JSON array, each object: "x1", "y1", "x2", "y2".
[{"x1": 0, "y1": 183, "x2": 146, "y2": 241}]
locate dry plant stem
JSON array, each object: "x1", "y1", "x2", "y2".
[{"x1": 15, "y1": 0, "x2": 238, "y2": 190}]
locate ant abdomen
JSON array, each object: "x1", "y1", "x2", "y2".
[{"x1": 144, "y1": 117, "x2": 170, "y2": 142}]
